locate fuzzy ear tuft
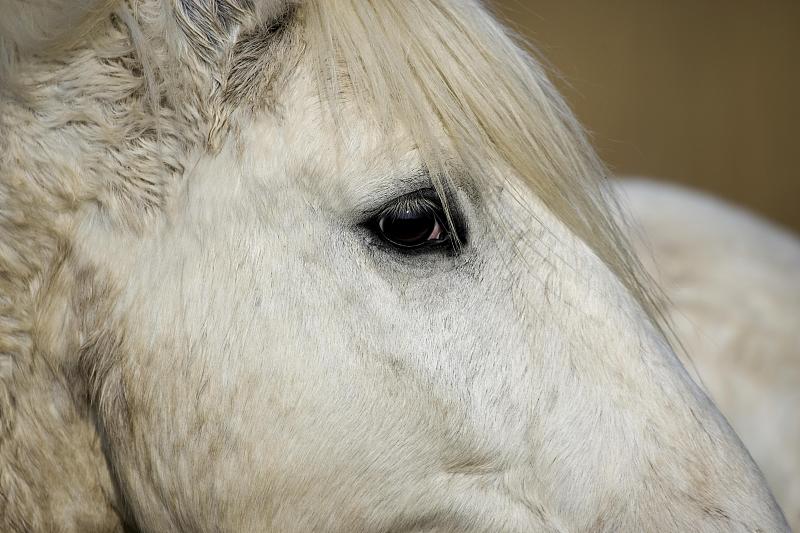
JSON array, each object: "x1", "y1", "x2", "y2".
[
  {"x1": 171, "y1": 0, "x2": 297, "y2": 65},
  {"x1": 253, "y1": 0, "x2": 298, "y2": 23},
  {"x1": 0, "y1": 0, "x2": 118, "y2": 52}
]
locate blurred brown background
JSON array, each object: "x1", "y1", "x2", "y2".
[{"x1": 492, "y1": 1, "x2": 800, "y2": 233}]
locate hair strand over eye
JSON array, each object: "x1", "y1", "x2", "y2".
[{"x1": 371, "y1": 190, "x2": 452, "y2": 250}]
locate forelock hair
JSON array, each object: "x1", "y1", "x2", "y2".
[
  {"x1": 0, "y1": 0, "x2": 667, "y2": 328},
  {"x1": 300, "y1": 0, "x2": 666, "y2": 327}
]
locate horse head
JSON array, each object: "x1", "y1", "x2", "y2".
[{"x1": 0, "y1": 1, "x2": 788, "y2": 531}]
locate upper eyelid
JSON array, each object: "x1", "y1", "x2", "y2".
[
  {"x1": 362, "y1": 188, "x2": 441, "y2": 221},
  {"x1": 378, "y1": 192, "x2": 443, "y2": 219},
  {"x1": 349, "y1": 169, "x2": 433, "y2": 217}
]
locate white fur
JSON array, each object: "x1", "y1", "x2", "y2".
[
  {"x1": 621, "y1": 178, "x2": 800, "y2": 531},
  {"x1": 0, "y1": 1, "x2": 791, "y2": 531}
]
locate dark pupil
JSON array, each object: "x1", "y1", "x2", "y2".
[{"x1": 380, "y1": 208, "x2": 436, "y2": 247}]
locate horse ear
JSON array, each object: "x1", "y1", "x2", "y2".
[
  {"x1": 252, "y1": 0, "x2": 296, "y2": 23},
  {"x1": 0, "y1": 0, "x2": 118, "y2": 52},
  {"x1": 0, "y1": 0, "x2": 294, "y2": 57},
  {"x1": 172, "y1": 0, "x2": 295, "y2": 65}
]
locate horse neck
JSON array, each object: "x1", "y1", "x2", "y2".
[
  {"x1": 0, "y1": 104, "x2": 125, "y2": 532},
  {"x1": 0, "y1": 336, "x2": 125, "y2": 531},
  {"x1": 0, "y1": 34, "x2": 155, "y2": 533},
  {"x1": 0, "y1": 2, "x2": 244, "y2": 525}
]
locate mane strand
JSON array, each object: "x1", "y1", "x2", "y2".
[{"x1": 302, "y1": 0, "x2": 666, "y2": 327}]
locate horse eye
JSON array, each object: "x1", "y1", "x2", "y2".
[{"x1": 374, "y1": 192, "x2": 450, "y2": 249}]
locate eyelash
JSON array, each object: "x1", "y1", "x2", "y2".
[{"x1": 366, "y1": 189, "x2": 463, "y2": 253}]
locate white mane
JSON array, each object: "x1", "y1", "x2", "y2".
[
  {"x1": 0, "y1": 1, "x2": 789, "y2": 531},
  {"x1": 303, "y1": 1, "x2": 665, "y2": 324},
  {"x1": 0, "y1": 0, "x2": 664, "y2": 323}
]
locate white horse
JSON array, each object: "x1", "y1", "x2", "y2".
[
  {"x1": 0, "y1": 1, "x2": 792, "y2": 531},
  {"x1": 621, "y1": 178, "x2": 800, "y2": 531}
]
